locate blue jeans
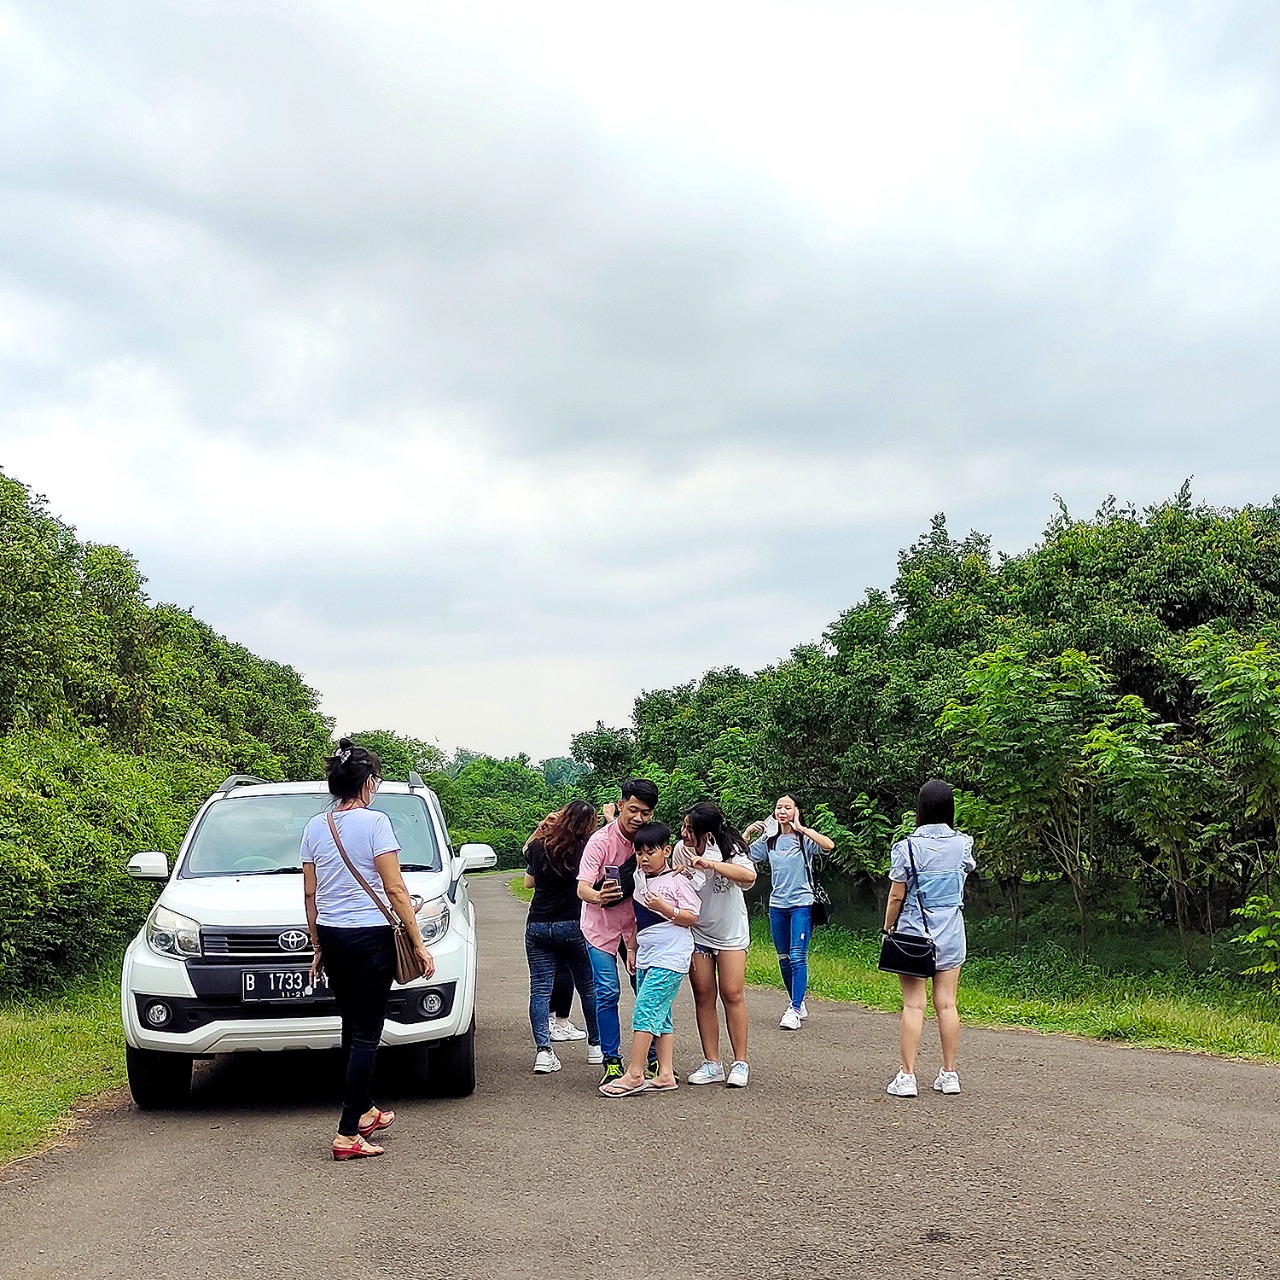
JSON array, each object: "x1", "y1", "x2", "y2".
[
  {"x1": 587, "y1": 941, "x2": 627, "y2": 1059},
  {"x1": 587, "y1": 938, "x2": 655, "y2": 1062},
  {"x1": 526, "y1": 920, "x2": 599, "y2": 1051},
  {"x1": 769, "y1": 905, "x2": 812, "y2": 1009}
]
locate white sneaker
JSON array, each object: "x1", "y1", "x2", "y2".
[
  {"x1": 549, "y1": 1019, "x2": 587, "y2": 1042},
  {"x1": 932, "y1": 1070, "x2": 961, "y2": 1094},
  {"x1": 779, "y1": 1007, "x2": 802, "y2": 1031},
  {"x1": 533, "y1": 1049, "x2": 562, "y2": 1074},
  {"x1": 797, "y1": 1001, "x2": 809, "y2": 1020},
  {"x1": 886, "y1": 1070, "x2": 918, "y2": 1097},
  {"x1": 688, "y1": 1060, "x2": 725, "y2": 1085},
  {"x1": 586, "y1": 1044, "x2": 604, "y2": 1065},
  {"x1": 726, "y1": 1061, "x2": 750, "y2": 1088}
]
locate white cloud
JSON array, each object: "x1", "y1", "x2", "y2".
[{"x1": 2, "y1": 0, "x2": 1280, "y2": 756}]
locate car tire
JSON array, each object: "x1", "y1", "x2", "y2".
[
  {"x1": 126, "y1": 1045, "x2": 194, "y2": 1109},
  {"x1": 427, "y1": 1015, "x2": 476, "y2": 1097}
]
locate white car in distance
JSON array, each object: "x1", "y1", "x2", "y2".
[{"x1": 121, "y1": 773, "x2": 495, "y2": 1109}]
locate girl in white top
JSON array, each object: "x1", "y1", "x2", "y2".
[{"x1": 674, "y1": 801, "x2": 757, "y2": 1088}]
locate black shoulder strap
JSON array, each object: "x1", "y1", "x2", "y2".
[{"x1": 905, "y1": 838, "x2": 932, "y2": 939}]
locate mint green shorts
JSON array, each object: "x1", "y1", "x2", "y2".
[{"x1": 631, "y1": 966, "x2": 683, "y2": 1036}]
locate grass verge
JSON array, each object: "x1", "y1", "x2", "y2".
[
  {"x1": 506, "y1": 875, "x2": 1280, "y2": 1062},
  {"x1": 0, "y1": 968, "x2": 127, "y2": 1166}
]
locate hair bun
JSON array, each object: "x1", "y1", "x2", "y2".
[{"x1": 337, "y1": 737, "x2": 354, "y2": 750}]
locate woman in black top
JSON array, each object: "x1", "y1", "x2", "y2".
[{"x1": 524, "y1": 800, "x2": 601, "y2": 1073}]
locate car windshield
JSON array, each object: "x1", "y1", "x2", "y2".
[{"x1": 180, "y1": 793, "x2": 442, "y2": 877}]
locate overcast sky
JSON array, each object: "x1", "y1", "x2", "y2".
[{"x1": 3, "y1": 1, "x2": 1279, "y2": 759}]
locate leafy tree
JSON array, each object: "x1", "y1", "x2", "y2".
[
  {"x1": 348, "y1": 729, "x2": 446, "y2": 780},
  {"x1": 940, "y1": 647, "x2": 1114, "y2": 958},
  {"x1": 1085, "y1": 695, "x2": 1223, "y2": 965},
  {"x1": 570, "y1": 721, "x2": 637, "y2": 794},
  {"x1": 1184, "y1": 631, "x2": 1280, "y2": 885}
]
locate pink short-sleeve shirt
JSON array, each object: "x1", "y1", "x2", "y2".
[{"x1": 577, "y1": 821, "x2": 638, "y2": 954}]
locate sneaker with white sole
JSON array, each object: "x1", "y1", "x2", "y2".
[
  {"x1": 533, "y1": 1049, "x2": 562, "y2": 1074},
  {"x1": 726, "y1": 1061, "x2": 750, "y2": 1088},
  {"x1": 779, "y1": 1007, "x2": 802, "y2": 1031},
  {"x1": 932, "y1": 1070, "x2": 961, "y2": 1094},
  {"x1": 586, "y1": 1044, "x2": 604, "y2": 1065},
  {"x1": 550, "y1": 1018, "x2": 587, "y2": 1042},
  {"x1": 797, "y1": 1001, "x2": 808, "y2": 1020},
  {"x1": 688, "y1": 1060, "x2": 725, "y2": 1085},
  {"x1": 886, "y1": 1070, "x2": 918, "y2": 1097}
]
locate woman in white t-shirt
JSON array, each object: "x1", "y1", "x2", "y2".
[
  {"x1": 675, "y1": 801, "x2": 757, "y2": 1088},
  {"x1": 301, "y1": 738, "x2": 434, "y2": 1161}
]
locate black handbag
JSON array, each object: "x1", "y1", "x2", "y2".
[
  {"x1": 878, "y1": 839, "x2": 937, "y2": 978},
  {"x1": 803, "y1": 843, "x2": 832, "y2": 928}
]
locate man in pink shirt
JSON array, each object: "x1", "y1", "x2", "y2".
[{"x1": 577, "y1": 778, "x2": 659, "y2": 1085}]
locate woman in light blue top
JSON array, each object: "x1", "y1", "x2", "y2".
[
  {"x1": 745, "y1": 794, "x2": 834, "y2": 1031},
  {"x1": 883, "y1": 779, "x2": 976, "y2": 1099}
]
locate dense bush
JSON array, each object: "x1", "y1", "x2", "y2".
[{"x1": 0, "y1": 469, "x2": 333, "y2": 996}]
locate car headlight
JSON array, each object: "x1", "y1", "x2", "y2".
[
  {"x1": 416, "y1": 895, "x2": 450, "y2": 945},
  {"x1": 147, "y1": 905, "x2": 202, "y2": 958}
]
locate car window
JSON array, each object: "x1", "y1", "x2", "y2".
[{"x1": 180, "y1": 793, "x2": 442, "y2": 877}]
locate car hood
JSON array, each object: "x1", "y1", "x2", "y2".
[{"x1": 158, "y1": 869, "x2": 451, "y2": 927}]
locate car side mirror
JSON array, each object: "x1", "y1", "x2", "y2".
[
  {"x1": 455, "y1": 843, "x2": 498, "y2": 875},
  {"x1": 127, "y1": 851, "x2": 170, "y2": 880}
]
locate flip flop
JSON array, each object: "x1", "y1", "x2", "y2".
[
  {"x1": 358, "y1": 1108, "x2": 395, "y2": 1138},
  {"x1": 599, "y1": 1079, "x2": 650, "y2": 1098},
  {"x1": 643, "y1": 1080, "x2": 679, "y2": 1092}
]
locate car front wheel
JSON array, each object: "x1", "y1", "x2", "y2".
[
  {"x1": 126, "y1": 1045, "x2": 193, "y2": 1109},
  {"x1": 427, "y1": 1016, "x2": 476, "y2": 1097}
]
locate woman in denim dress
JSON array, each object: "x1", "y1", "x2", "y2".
[{"x1": 883, "y1": 779, "x2": 976, "y2": 1099}]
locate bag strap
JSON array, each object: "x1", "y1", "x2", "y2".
[
  {"x1": 904, "y1": 837, "x2": 932, "y2": 939},
  {"x1": 326, "y1": 812, "x2": 401, "y2": 930},
  {"x1": 799, "y1": 834, "x2": 821, "y2": 892}
]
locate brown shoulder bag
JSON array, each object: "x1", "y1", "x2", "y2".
[{"x1": 326, "y1": 812, "x2": 429, "y2": 985}]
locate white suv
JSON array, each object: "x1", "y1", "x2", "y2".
[{"x1": 120, "y1": 773, "x2": 496, "y2": 1109}]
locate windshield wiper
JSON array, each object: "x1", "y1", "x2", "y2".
[
  {"x1": 398, "y1": 863, "x2": 437, "y2": 872},
  {"x1": 255, "y1": 866, "x2": 303, "y2": 874}
]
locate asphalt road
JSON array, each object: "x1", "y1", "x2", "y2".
[{"x1": 2, "y1": 875, "x2": 1277, "y2": 1279}]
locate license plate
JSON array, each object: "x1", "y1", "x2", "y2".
[{"x1": 241, "y1": 969, "x2": 331, "y2": 1002}]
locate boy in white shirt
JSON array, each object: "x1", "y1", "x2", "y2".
[{"x1": 598, "y1": 823, "x2": 701, "y2": 1097}]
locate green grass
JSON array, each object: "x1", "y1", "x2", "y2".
[
  {"x1": 0, "y1": 967, "x2": 127, "y2": 1165},
  {"x1": 746, "y1": 920, "x2": 1280, "y2": 1062},
  {"x1": 507, "y1": 874, "x2": 1280, "y2": 1062}
]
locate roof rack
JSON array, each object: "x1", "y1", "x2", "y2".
[
  {"x1": 217, "y1": 774, "x2": 272, "y2": 794},
  {"x1": 408, "y1": 771, "x2": 425, "y2": 791}
]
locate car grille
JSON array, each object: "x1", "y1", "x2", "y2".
[{"x1": 201, "y1": 929, "x2": 314, "y2": 961}]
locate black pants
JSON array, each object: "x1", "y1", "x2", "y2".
[
  {"x1": 317, "y1": 924, "x2": 395, "y2": 1137},
  {"x1": 552, "y1": 960, "x2": 575, "y2": 1019}
]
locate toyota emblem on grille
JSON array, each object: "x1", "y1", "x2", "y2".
[{"x1": 278, "y1": 930, "x2": 309, "y2": 951}]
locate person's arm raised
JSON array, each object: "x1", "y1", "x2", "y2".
[
  {"x1": 690, "y1": 854, "x2": 757, "y2": 887},
  {"x1": 793, "y1": 822, "x2": 835, "y2": 853}
]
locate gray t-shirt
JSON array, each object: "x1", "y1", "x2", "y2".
[
  {"x1": 675, "y1": 841, "x2": 753, "y2": 951},
  {"x1": 301, "y1": 808, "x2": 399, "y2": 928},
  {"x1": 749, "y1": 833, "x2": 821, "y2": 909}
]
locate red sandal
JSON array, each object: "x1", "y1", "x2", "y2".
[
  {"x1": 332, "y1": 1135, "x2": 384, "y2": 1161},
  {"x1": 358, "y1": 1107, "x2": 395, "y2": 1138}
]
